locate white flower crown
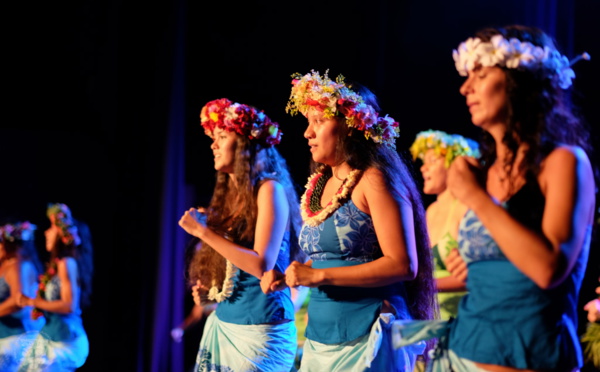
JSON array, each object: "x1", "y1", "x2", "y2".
[{"x1": 452, "y1": 34, "x2": 589, "y2": 89}]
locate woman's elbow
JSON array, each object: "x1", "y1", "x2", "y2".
[{"x1": 393, "y1": 259, "x2": 417, "y2": 281}]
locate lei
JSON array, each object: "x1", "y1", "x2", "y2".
[
  {"x1": 206, "y1": 259, "x2": 238, "y2": 303},
  {"x1": 285, "y1": 70, "x2": 400, "y2": 149},
  {"x1": 452, "y1": 34, "x2": 588, "y2": 89},
  {"x1": 300, "y1": 169, "x2": 363, "y2": 226},
  {"x1": 409, "y1": 130, "x2": 480, "y2": 168},
  {"x1": 31, "y1": 258, "x2": 59, "y2": 320},
  {"x1": 200, "y1": 98, "x2": 282, "y2": 146}
]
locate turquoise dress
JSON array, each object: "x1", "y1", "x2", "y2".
[
  {"x1": 18, "y1": 274, "x2": 89, "y2": 371},
  {"x1": 299, "y1": 199, "x2": 422, "y2": 372},
  {"x1": 0, "y1": 262, "x2": 43, "y2": 370},
  {"x1": 448, "y1": 180, "x2": 588, "y2": 370},
  {"x1": 393, "y1": 180, "x2": 590, "y2": 371},
  {"x1": 194, "y1": 233, "x2": 297, "y2": 372},
  {"x1": 0, "y1": 275, "x2": 28, "y2": 369}
]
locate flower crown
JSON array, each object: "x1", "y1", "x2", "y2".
[
  {"x1": 47, "y1": 203, "x2": 80, "y2": 246},
  {"x1": 452, "y1": 34, "x2": 589, "y2": 89},
  {"x1": 410, "y1": 130, "x2": 480, "y2": 168},
  {"x1": 285, "y1": 70, "x2": 400, "y2": 149},
  {"x1": 200, "y1": 98, "x2": 282, "y2": 146},
  {"x1": 0, "y1": 222, "x2": 37, "y2": 243}
]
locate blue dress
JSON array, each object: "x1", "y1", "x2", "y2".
[
  {"x1": 299, "y1": 199, "x2": 422, "y2": 372},
  {"x1": 448, "y1": 180, "x2": 588, "y2": 370},
  {"x1": 18, "y1": 274, "x2": 89, "y2": 371},
  {"x1": 393, "y1": 180, "x2": 590, "y2": 371},
  {"x1": 194, "y1": 233, "x2": 297, "y2": 372},
  {"x1": 0, "y1": 262, "x2": 43, "y2": 370}
]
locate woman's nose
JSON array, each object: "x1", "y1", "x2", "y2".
[
  {"x1": 304, "y1": 123, "x2": 314, "y2": 139},
  {"x1": 459, "y1": 77, "x2": 472, "y2": 96}
]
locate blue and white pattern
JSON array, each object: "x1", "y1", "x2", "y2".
[
  {"x1": 458, "y1": 209, "x2": 506, "y2": 263},
  {"x1": 301, "y1": 201, "x2": 379, "y2": 263}
]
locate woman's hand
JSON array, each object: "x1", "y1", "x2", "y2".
[
  {"x1": 179, "y1": 208, "x2": 208, "y2": 239},
  {"x1": 448, "y1": 156, "x2": 485, "y2": 209},
  {"x1": 191, "y1": 280, "x2": 208, "y2": 306},
  {"x1": 583, "y1": 297, "x2": 600, "y2": 323},
  {"x1": 260, "y1": 269, "x2": 287, "y2": 294},
  {"x1": 16, "y1": 293, "x2": 33, "y2": 308},
  {"x1": 445, "y1": 249, "x2": 468, "y2": 284},
  {"x1": 285, "y1": 261, "x2": 321, "y2": 288}
]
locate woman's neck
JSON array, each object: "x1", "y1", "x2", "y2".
[
  {"x1": 331, "y1": 162, "x2": 352, "y2": 181},
  {"x1": 436, "y1": 189, "x2": 454, "y2": 203}
]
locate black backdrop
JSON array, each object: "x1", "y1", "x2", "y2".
[{"x1": 2, "y1": 1, "x2": 599, "y2": 371}]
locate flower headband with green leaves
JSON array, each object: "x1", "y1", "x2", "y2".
[
  {"x1": 0, "y1": 222, "x2": 37, "y2": 243},
  {"x1": 409, "y1": 130, "x2": 480, "y2": 168},
  {"x1": 452, "y1": 34, "x2": 590, "y2": 89},
  {"x1": 200, "y1": 98, "x2": 282, "y2": 146},
  {"x1": 47, "y1": 203, "x2": 80, "y2": 246},
  {"x1": 285, "y1": 70, "x2": 400, "y2": 149}
]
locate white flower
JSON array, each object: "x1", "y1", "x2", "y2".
[{"x1": 452, "y1": 34, "x2": 577, "y2": 89}]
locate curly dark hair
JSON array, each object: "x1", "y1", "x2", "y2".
[
  {"x1": 187, "y1": 123, "x2": 304, "y2": 290},
  {"x1": 473, "y1": 25, "x2": 592, "y2": 181}
]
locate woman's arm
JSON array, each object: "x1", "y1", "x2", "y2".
[
  {"x1": 0, "y1": 262, "x2": 21, "y2": 316},
  {"x1": 448, "y1": 147, "x2": 595, "y2": 289},
  {"x1": 18, "y1": 258, "x2": 79, "y2": 314},
  {"x1": 286, "y1": 168, "x2": 418, "y2": 288},
  {"x1": 179, "y1": 180, "x2": 290, "y2": 278}
]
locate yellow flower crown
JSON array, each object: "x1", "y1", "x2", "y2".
[
  {"x1": 47, "y1": 203, "x2": 80, "y2": 246},
  {"x1": 409, "y1": 130, "x2": 480, "y2": 168},
  {"x1": 285, "y1": 70, "x2": 400, "y2": 149}
]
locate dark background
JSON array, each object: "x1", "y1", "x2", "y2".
[{"x1": 2, "y1": 1, "x2": 599, "y2": 371}]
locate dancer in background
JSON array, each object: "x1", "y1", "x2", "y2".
[
  {"x1": 262, "y1": 70, "x2": 436, "y2": 371},
  {"x1": 581, "y1": 277, "x2": 600, "y2": 370},
  {"x1": 179, "y1": 98, "x2": 304, "y2": 372},
  {"x1": 409, "y1": 130, "x2": 480, "y2": 320},
  {"x1": 0, "y1": 221, "x2": 43, "y2": 369},
  {"x1": 395, "y1": 24, "x2": 594, "y2": 371},
  {"x1": 17, "y1": 203, "x2": 93, "y2": 370}
]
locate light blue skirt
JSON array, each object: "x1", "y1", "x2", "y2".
[
  {"x1": 392, "y1": 319, "x2": 487, "y2": 372},
  {"x1": 17, "y1": 331, "x2": 89, "y2": 371},
  {"x1": 195, "y1": 312, "x2": 297, "y2": 372},
  {"x1": 299, "y1": 313, "x2": 426, "y2": 372},
  {"x1": 0, "y1": 331, "x2": 38, "y2": 370}
]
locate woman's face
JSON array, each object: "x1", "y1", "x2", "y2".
[
  {"x1": 44, "y1": 225, "x2": 59, "y2": 252},
  {"x1": 304, "y1": 110, "x2": 342, "y2": 166},
  {"x1": 420, "y1": 149, "x2": 448, "y2": 195},
  {"x1": 459, "y1": 66, "x2": 508, "y2": 129},
  {"x1": 210, "y1": 127, "x2": 238, "y2": 174}
]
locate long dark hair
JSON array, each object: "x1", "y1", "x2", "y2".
[
  {"x1": 48, "y1": 216, "x2": 93, "y2": 309},
  {"x1": 474, "y1": 25, "x2": 592, "y2": 180},
  {"x1": 187, "y1": 132, "x2": 304, "y2": 289}
]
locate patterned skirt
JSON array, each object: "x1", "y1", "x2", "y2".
[
  {"x1": 299, "y1": 313, "x2": 426, "y2": 372},
  {"x1": 195, "y1": 312, "x2": 297, "y2": 372}
]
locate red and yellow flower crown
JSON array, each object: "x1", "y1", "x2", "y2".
[
  {"x1": 285, "y1": 70, "x2": 400, "y2": 149},
  {"x1": 200, "y1": 98, "x2": 282, "y2": 146}
]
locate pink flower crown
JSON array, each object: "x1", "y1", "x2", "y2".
[
  {"x1": 200, "y1": 98, "x2": 282, "y2": 146},
  {"x1": 285, "y1": 70, "x2": 400, "y2": 149},
  {"x1": 0, "y1": 221, "x2": 36, "y2": 243}
]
